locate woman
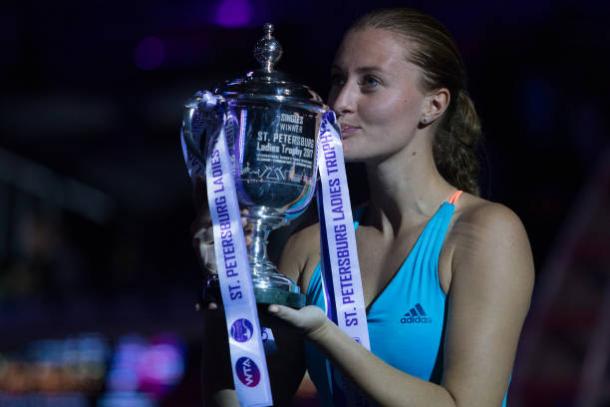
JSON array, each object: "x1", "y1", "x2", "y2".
[
  {"x1": 267, "y1": 8, "x2": 534, "y2": 407},
  {"x1": 198, "y1": 8, "x2": 534, "y2": 406}
]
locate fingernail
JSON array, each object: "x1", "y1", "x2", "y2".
[{"x1": 268, "y1": 305, "x2": 278, "y2": 313}]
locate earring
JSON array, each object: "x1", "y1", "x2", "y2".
[{"x1": 421, "y1": 117, "x2": 430, "y2": 125}]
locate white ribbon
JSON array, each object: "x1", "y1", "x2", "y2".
[
  {"x1": 317, "y1": 111, "x2": 370, "y2": 349},
  {"x1": 205, "y1": 100, "x2": 272, "y2": 407},
  {"x1": 316, "y1": 111, "x2": 370, "y2": 405}
]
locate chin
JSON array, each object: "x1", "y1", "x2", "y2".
[
  {"x1": 341, "y1": 140, "x2": 361, "y2": 161},
  {"x1": 341, "y1": 140, "x2": 389, "y2": 163},
  {"x1": 342, "y1": 145, "x2": 359, "y2": 162},
  {"x1": 343, "y1": 151, "x2": 375, "y2": 164}
]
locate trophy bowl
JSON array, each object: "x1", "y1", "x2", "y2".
[{"x1": 182, "y1": 24, "x2": 327, "y2": 308}]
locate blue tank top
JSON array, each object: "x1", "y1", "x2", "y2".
[{"x1": 304, "y1": 199, "x2": 509, "y2": 406}]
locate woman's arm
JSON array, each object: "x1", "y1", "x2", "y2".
[
  {"x1": 441, "y1": 203, "x2": 534, "y2": 406},
  {"x1": 269, "y1": 202, "x2": 534, "y2": 407}
]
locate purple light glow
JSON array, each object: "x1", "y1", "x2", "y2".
[
  {"x1": 134, "y1": 37, "x2": 166, "y2": 70},
  {"x1": 215, "y1": 0, "x2": 252, "y2": 28}
]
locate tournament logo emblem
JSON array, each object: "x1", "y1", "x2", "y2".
[
  {"x1": 235, "y1": 357, "x2": 261, "y2": 387},
  {"x1": 230, "y1": 318, "x2": 254, "y2": 342}
]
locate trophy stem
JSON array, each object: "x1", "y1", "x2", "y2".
[
  {"x1": 246, "y1": 206, "x2": 305, "y2": 308},
  {"x1": 249, "y1": 218, "x2": 274, "y2": 276}
]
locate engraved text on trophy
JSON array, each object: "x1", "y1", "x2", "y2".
[{"x1": 236, "y1": 105, "x2": 317, "y2": 209}]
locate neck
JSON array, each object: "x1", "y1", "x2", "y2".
[{"x1": 364, "y1": 136, "x2": 454, "y2": 235}]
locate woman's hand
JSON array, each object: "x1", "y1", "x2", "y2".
[{"x1": 268, "y1": 304, "x2": 330, "y2": 339}]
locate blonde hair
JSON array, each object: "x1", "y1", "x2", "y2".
[{"x1": 351, "y1": 8, "x2": 482, "y2": 195}]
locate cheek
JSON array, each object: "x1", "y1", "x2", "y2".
[{"x1": 362, "y1": 93, "x2": 420, "y2": 128}]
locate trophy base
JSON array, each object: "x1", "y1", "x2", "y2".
[
  {"x1": 254, "y1": 286, "x2": 305, "y2": 309},
  {"x1": 202, "y1": 275, "x2": 305, "y2": 309}
]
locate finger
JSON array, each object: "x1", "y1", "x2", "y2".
[
  {"x1": 199, "y1": 241, "x2": 217, "y2": 271},
  {"x1": 268, "y1": 304, "x2": 302, "y2": 327},
  {"x1": 194, "y1": 226, "x2": 214, "y2": 244},
  {"x1": 241, "y1": 209, "x2": 252, "y2": 230},
  {"x1": 241, "y1": 212, "x2": 254, "y2": 247},
  {"x1": 243, "y1": 221, "x2": 254, "y2": 233},
  {"x1": 208, "y1": 302, "x2": 218, "y2": 310}
]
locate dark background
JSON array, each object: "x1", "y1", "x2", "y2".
[{"x1": 1, "y1": 0, "x2": 609, "y2": 406}]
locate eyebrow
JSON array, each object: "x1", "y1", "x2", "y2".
[{"x1": 331, "y1": 64, "x2": 385, "y2": 75}]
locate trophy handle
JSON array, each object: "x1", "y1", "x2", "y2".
[{"x1": 180, "y1": 90, "x2": 226, "y2": 178}]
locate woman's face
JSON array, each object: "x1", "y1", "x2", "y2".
[{"x1": 329, "y1": 28, "x2": 428, "y2": 162}]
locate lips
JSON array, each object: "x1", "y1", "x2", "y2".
[{"x1": 339, "y1": 123, "x2": 360, "y2": 137}]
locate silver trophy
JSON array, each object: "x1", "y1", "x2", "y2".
[{"x1": 182, "y1": 24, "x2": 327, "y2": 308}]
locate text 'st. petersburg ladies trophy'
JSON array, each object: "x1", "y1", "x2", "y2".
[{"x1": 181, "y1": 24, "x2": 327, "y2": 308}]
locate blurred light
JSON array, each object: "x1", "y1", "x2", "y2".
[
  {"x1": 215, "y1": 0, "x2": 252, "y2": 28},
  {"x1": 137, "y1": 343, "x2": 184, "y2": 397},
  {"x1": 0, "y1": 393, "x2": 88, "y2": 407},
  {"x1": 0, "y1": 332, "x2": 183, "y2": 404},
  {"x1": 97, "y1": 392, "x2": 155, "y2": 407},
  {"x1": 0, "y1": 334, "x2": 109, "y2": 394},
  {"x1": 105, "y1": 334, "x2": 185, "y2": 399},
  {"x1": 107, "y1": 336, "x2": 146, "y2": 392},
  {"x1": 134, "y1": 37, "x2": 166, "y2": 70},
  {"x1": 0, "y1": 148, "x2": 115, "y2": 224}
]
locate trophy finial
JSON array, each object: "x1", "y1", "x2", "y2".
[{"x1": 254, "y1": 23, "x2": 283, "y2": 73}]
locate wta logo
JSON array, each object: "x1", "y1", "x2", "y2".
[{"x1": 235, "y1": 357, "x2": 260, "y2": 387}]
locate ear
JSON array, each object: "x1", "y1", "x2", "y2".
[{"x1": 420, "y1": 88, "x2": 450, "y2": 126}]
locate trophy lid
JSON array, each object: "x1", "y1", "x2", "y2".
[{"x1": 215, "y1": 23, "x2": 325, "y2": 112}]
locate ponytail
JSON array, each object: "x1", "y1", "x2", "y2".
[{"x1": 433, "y1": 90, "x2": 482, "y2": 195}]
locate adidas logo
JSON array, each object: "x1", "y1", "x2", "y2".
[{"x1": 400, "y1": 303, "x2": 432, "y2": 324}]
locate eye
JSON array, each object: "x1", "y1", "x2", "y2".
[{"x1": 359, "y1": 75, "x2": 381, "y2": 90}]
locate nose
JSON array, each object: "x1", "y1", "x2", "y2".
[{"x1": 329, "y1": 82, "x2": 356, "y2": 117}]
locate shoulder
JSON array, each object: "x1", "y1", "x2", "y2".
[
  {"x1": 447, "y1": 194, "x2": 534, "y2": 294},
  {"x1": 451, "y1": 194, "x2": 531, "y2": 252},
  {"x1": 455, "y1": 194, "x2": 524, "y2": 231},
  {"x1": 278, "y1": 223, "x2": 321, "y2": 288}
]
